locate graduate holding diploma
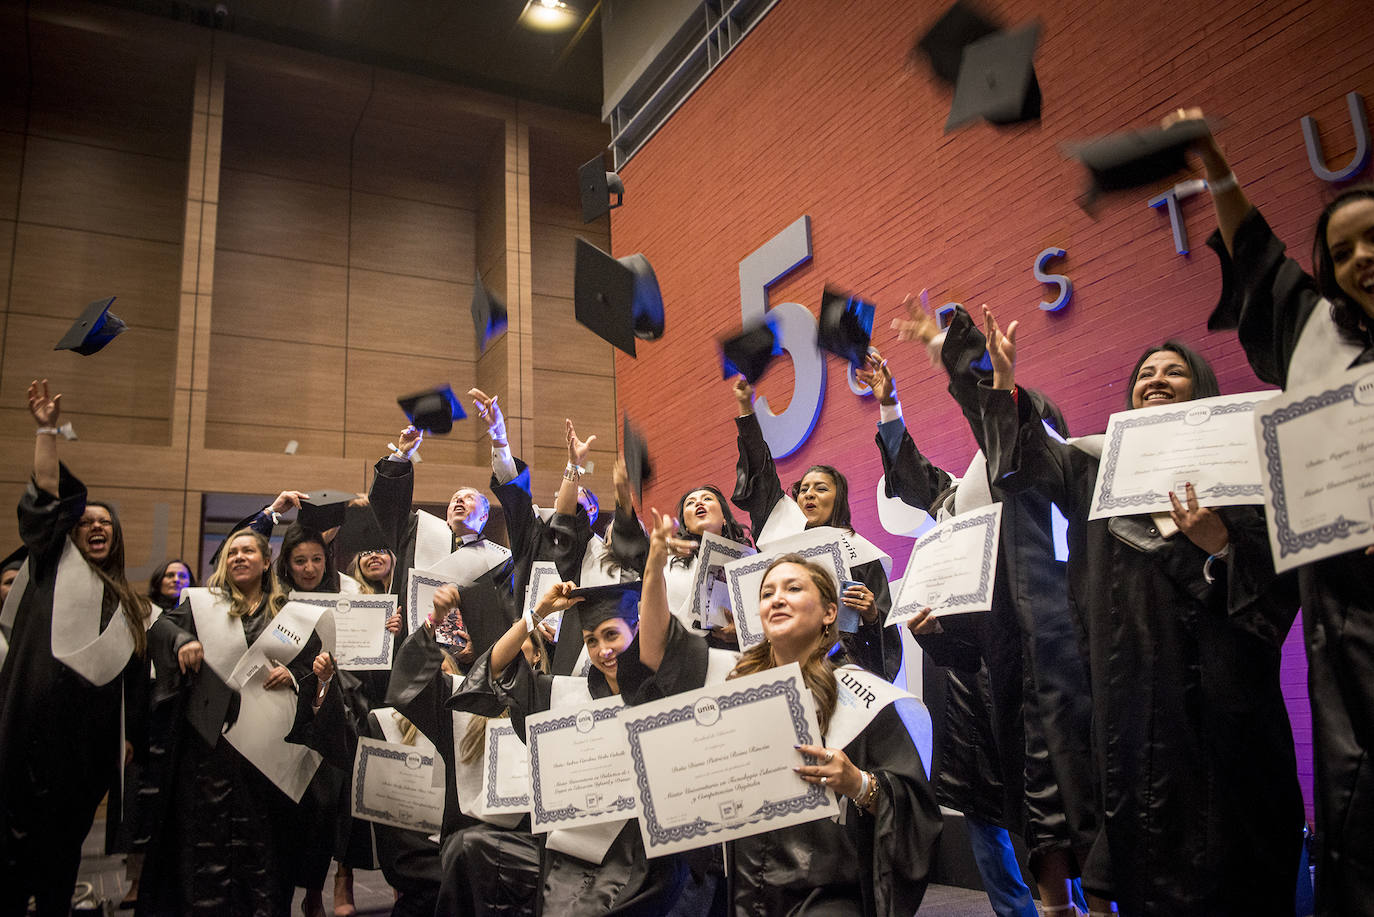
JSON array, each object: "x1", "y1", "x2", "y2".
[
  {"x1": 637, "y1": 509, "x2": 942, "y2": 917},
  {"x1": 977, "y1": 305, "x2": 1303, "y2": 916}
]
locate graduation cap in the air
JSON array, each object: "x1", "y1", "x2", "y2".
[
  {"x1": 1066, "y1": 118, "x2": 1211, "y2": 207},
  {"x1": 817, "y1": 286, "x2": 875, "y2": 367},
  {"x1": 471, "y1": 270, "x2": 508, "y2": 353},
  {"x1": 54, "y1": 296, "x2": 127, "y2": 355},
  {"x1": 622, "y1": 415, "x2": 652, "y2": 502},
  {"x1": 297, "y1": 490, "x2": 353, "y2": 532},
  {"x1": 914, "y1": 0, "x2": 1000, "y2": 85},
  {"x1": 578, "y1": 154, "x2": 625, "y2": 223},
  {"x1": 456, "y1": 580, "x2": 519, "y2": 659},
  {"x1": 185, "y1": 664, "x2": 239, "y2": 748},
  {"x1": 944, "y1": 21, "x2": 1042, "y2": 131},
  {"x1": 573, "y1": 238, "x2": 665, "y2": 357},
  {"x1": 552, "y1": 581, "x2": 642, "y2": 676},
  {"x1": 397, "y1": 384, "x2": 466, "y2": 435},
  {"x1": 720, "y1": 320, "x2": 782, "y2": 384},
  {"x1": 334, "y1": 502, "x2": 391, "y2": 566}
]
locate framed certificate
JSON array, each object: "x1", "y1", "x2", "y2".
[
  {"x1": 289, "y1": 593, "x2": 396, "y2": 671},
  {"x1": 888, "y1": 504, "x2": 1003, "y2": 622},
  {"x1": 722, "y1": 530, "x2": 848, "y2": 650},
  {"x1": 406, "y1": 568, "x2": 464, "y2": 646},
  {"x1": 523, "y1": 562, "x2": 565, "y2": 640},
  {"x1": 620, "y1": 663, "x2": 838, "y2": 857},
  {"x1": 688, "y1": 534, "x2": 755, "y2": 631},
  {"x1": 1089, "y1": 391, "x2": 1275, "y2": 520},
  {"x1": 525, "y1": 695, "x2": 636, "y2": 832},
  {"x1": 480, "y1": 720, "x2": 531, "y2": 816},
  {"x1": 1255, "y1": 365, "x2": 1374, "y2": 572},
  {"x1": 351, "y1": 737, "x2": 445, "y2": 834}
]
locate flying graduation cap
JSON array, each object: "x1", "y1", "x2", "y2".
[
  {"x1": 1065, "y1": 118, "x2": 1212, "y2": 209},
  {"x1": 817, "y1": 286, "x2": 875, "y2": 367},
  {"x1": 578, "y1": 154, "x2": 625, "y2": 223},
  {"x1": 296, "y1": 490, "x2": 353, "y2": 532},
  {"x1": 720, "y1": 319, "x2": 782, "y2": 384},
  {"x1": 333, "y1": 501, "x2": 391, "y2": 566},
  {"x1": 622, "y1": 415, "x2": 652, "y2": 502},
  {"x1": 943, "y1": 21, "x2": 1043, "y2": 131},
  {"x1": 471, "y1": 270, "x2": 508, "y2": 353},
  {"x1": 573, "y1": 238, "x2": 665, "y2": 357},
  {"x1": 54, "y1": 296, "x2": 127, "y2": 355},
  {"x1": 397, "y1": 384, "x2": 466, "y2": 435},
  {"x1": 914, "y1": 0, "x2": 1000, "y2": 84}
]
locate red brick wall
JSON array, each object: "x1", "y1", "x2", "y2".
[{"x1": 611, "y1": 0, "x2": 1374, "y2": 823}]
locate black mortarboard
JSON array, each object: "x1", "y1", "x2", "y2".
[
  {"x1": 297, "y1": 490, "x2": 352, "y2": 532},
  {"x1": 1, "y1": 546, "x2": 26, "y2": 573},
  {"x1": 1203, "y1": 228, "x2": 1239, "y2": 332},
  {"x1": 817, "y1": 286, "x2": 875, "y2": 367},
  {"x1": 944, "y1": 22, "x2": 1042, "y2": 131},
  {"x1": 578, "y1": 155, "x2": 625, "y2": 223},
  {"x1": 552, "y1": 581, "x2": 642, "y2": 676},
  {"x1": 334, "y1": 503, "x2": 391, "y2": 565},
  {"x1": 914, "y1": 0, "x2": 1000, "y2": 85},
  {"x1": 720, "y1": 320, "x2": 781, "y2": 384},
  {"x1": 456, "y1": 581, "x2": 516, "y2": 659},
  {"x1": 573, "y1": 238, "x2": 665, "y2": 357},
  {"x1": 54, "y1": 296, "x2": 127, "y2": 355},
  {"x1": 185, "y1": 665, "x2": 238, "y2": 748},
  {"x1": 622, "y1": 416, "x2": 652, "y2": 502},
  {"x1": 397, "y1": 384, "x2": 466, "y2": 435},
  {"x1": 1067, "y1": 118, "x2": 1211, "y2": 204},
  {"x1": 471, "y1": 270, "x2": 508, "y2": 353}
]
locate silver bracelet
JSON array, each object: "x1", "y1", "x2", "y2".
[
  {"x1": 1207, "y1": 172, "x2": 1239, "y2": 195},
  {"x1": 1202, "y1": 542, "x2": 1232, "y2": 584},
  {"x1": 35, "y1": 426, "x2": 60, "y2": 436}
]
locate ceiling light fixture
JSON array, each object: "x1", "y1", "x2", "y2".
[{"x1": 520, "y1": 0, "x2": 579, "y2": 32}]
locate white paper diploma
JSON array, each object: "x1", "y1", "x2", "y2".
[
  {"x1": 351, "y1": 736, "x2": 446, "y2": 834},
  {"x1": 1088, "y1": 391, "x2": 1275, "y2": 520},
  {"x1": 621, "y1": 663, "x2": 838, "y2": 857},
  {"x1": 1255, "y1": 365, "x2": 1374, "y2": 572},
  {"x1": 888, "y1": 504, "x2": 1003, "y2": 622},
  {"x1": 689, "y1": 534, "x2": 755, "y2": 631},
  {"x1": 523, "y1": 562, "x2": 565, "y2": 640},
  {"x1": 479, "y1": 720, "x2": 532, "y2": 816},
  {"x1": 406, "y1": 568, "x2": 461, "y2": 642},
  {"x1": 289, "y1": 592, "x2": 396, "y2": 671},
  {"x1": 722, "y1": 529, "x2": 849, "y2": 650},
  {"x1": 525, "y1": 694, "x2": 636, "y2": 833}
]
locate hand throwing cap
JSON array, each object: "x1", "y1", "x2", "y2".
[
  {"x1": 578, "y1": 154, "x2": 625, "y2": 223},
  {"x1": 574, "y1": 238, "x2": 665, "y2": 357},
  {"x1": 817, "y1": 286, "x2": 875, "y2": 367},
  {"x1": 914, "y1": 0, "x2": 1000, "y2": 85},
  {"x1": 55, "y1": 296, "x2": 127, "y2": 355},
  {"x1": 471, "y1": 270, "x2": 508, "y2": 353},
  {"x1": 397, "y1": 384, "x2": 466, "y2": 435},
  {"x1": 1067, "y1": 118, "x2": 1211, "y2": 204},
  {"x1": 720, "y1": 320, "x2": 781, "y2": 384},
  {"x1": 944, "y1": 21, "x2": 1043, "y2": 131}
]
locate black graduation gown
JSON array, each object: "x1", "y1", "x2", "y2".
[
  {"x1": 491, "y1": 457, "x2": 600, "y2": 602},
  {"x1": 459, "y1": 642, "x2": 688, "y2": 917},
  {"x1": 387, "y1": 624, "x2": 541, "y2": 917},
  {"x1": 980, "y1": 381, "x2": 1304, "y2": 915},
  {"x1": 648, "y1": 617, "x2": 941, "y2": 917},
  {"x1": 1214, "y1": 206, "x2": 1374, "y2": 916},
  {"x1": 731, "y1": 413, "x2": 902, "y2": 680},
  {"x1": 136, "y1": 596, "x2": 347, "y2": 916},
  {"x1": 878, "y1": 305, "x2": 1096, "y2": 868},
  {"x1": 0, "y1": 467, "x2": 148, "y2": 917}
]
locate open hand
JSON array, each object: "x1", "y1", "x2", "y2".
[
  {"x1": 889, "y1": 290, "x2": 941, "y2": 346},
  {"x1": 854, "y1": 352, "x2": 896, "y2": 405},
  {"x1": 269, "y1": 491, "x2": 308, "y2": 515},
  {"x1": 566, "y1": 418, "x2": 597, "y2": 467},
  {"x1": 27, "y1": 379, "x2": 61, "y2": 426},
  {"x1": 982, "y1": 305, "x2": 1017, "y2": 390}
]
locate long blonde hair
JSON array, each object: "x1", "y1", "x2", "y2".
[
  {"x1": 346, "y1": 550, "x2": 394, "y2": 595},
  {"x1": 728, "y1": 553, "x2": 840, "y2": 736},
  {"x1": 208, "y1": 529, "x2": 286, "y2": 618}
]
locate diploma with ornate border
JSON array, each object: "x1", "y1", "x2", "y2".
[
  {"x1": 889, "y1": 504, "x2": 1003, "y2": 622},
  {"x1": 621, "y1": 662, "x2": 837, "y2": 857},
  {"x1": 350, "y1": 736, "x2": 445, "y2": 834},
  {"x1": 523, "y1": 562, "x2": 565, "y2": 640},
  {"x1": 1088, "y1": 391, "x2": 1274, "y2": 520},
  {"x1": 722, "y1": 530, "x2": 848, "y2": 650},
  {"x1": 525, "y1": 694, "x2": 636, "y2": 833},
  {"x1": 689, "y1": 533, "x2": 755, "y2": 631},
  {"x1": 406, "y1": 568, "x2": 459, "y2": 635},
  {"x1": 289, "y1": 593, "x2": 396, "y2": 671},
  {"x1": 480, "y1": 720, "x2": 531, "y2": 816},
  {"x1": 1255, "y1": 366, "x2": 1374, "y2": 573}
]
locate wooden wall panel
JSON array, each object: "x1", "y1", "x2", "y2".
[
  {"x1": 216, "y1": 169, "x2": 350, "y2": 265},
  {"x1": 213, "y1": 250, "x2": 348, "y2": 348},
  {"x1": 530, "y1": 294, "x2": 614, "y2": 377},
  {"x1": 0, "y1": 4, "x2": 27, "y2": 135},
  {"x1": 531, "y1": 368, "x2": 615, "y2": 449},
  {"x1": 529, "y1": 220, "x2": 581, "y2": 299},
  {"x1": 343, "y1": 348, "x2": 478, "y2": 438},
  {"x1": 0, "y1": 407, "x2": 169, "y2": 445},
  {"x1": 346, "y1": 269, "x2": 467, "y2": 360},
  {"x1": 0, "y1": 130, "x2": 21, "y2": 220},
  {"x1": 348, "y1": 191, "x2": 475, "y2": 284},
  {"x1": 351, "y1": 118, "x2": 484, "y2": 211},
  {"x1": 204, "y1": 421, "x2": 343, "y2": 457},
  {"x1": 0, "y1": 219, "x2": 12, "y2": 313},
  {"x1": 19, "y1": 137, "x2": 186, "y2": 244},
  {"x1": 9, "y1": 225, "x2": 181, "y2": 329},
  {"x1": 205, "y1": 334, "x2": 345, "y2": 433}
]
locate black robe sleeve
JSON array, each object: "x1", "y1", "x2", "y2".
[
  {"x1": 731, "y1": 412, "x2": 786, "y2": 533},
  {"x1": 608, "y1": 507, "x2": 650, "y2": 576},
  {"x1": 845, "y1": 559, "x2": 902, "y2": 681},
  {"x1": 369, "y1": 457, "x2": 416, "y2": 557}
]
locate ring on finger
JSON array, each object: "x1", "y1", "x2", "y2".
[
  {"x1": 820, "y1": 775, "x2": 828, "y2": 786},
  {"x1": 823, "y1": 750, "x2": 835, "y2": 763}
]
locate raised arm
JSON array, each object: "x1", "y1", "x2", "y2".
[
  {"x1": 1168, "y1": 108, "x2": 1252, "y2": 253},
  {"x1": 555, "y1": 418, "x2": 596, "y2": 517},
  {"x1": 729, "y1": 377, "x2": 787, "y2": 532},
  {"x1": 470, "y1": 388, "x2": 516, "y2": 485},
  {"x1": 855, "y1": 354, "x2": 953, "y2": 512},
  {"x1": 27, "y1": 380, "x2": 61, "y2": 497},
  {"x1": 484, "y1": 581, "x2": 581, "y2": 682},
  {"x1": 636, "y1": 510, "x2": 678, "y2": 671}
]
